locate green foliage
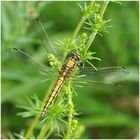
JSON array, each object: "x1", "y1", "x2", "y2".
[
  {"x1": 16, "y1": 95, "x2": 42, "y2": 118},
  {"x1": 2, "y1": 1, "x2": 138, "y2": 139},
  {"x1": 85, "y1": 16, "x2": 111, "y2": 35},
  {"x1": 79, "y1": 2, "x2": 100, "y2": 18}
]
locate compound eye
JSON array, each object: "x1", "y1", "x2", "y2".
[
  {"x1": 76, "y1": 57, "x2": 80, "y2": 61},
  {"x1": 71, "y1": 56, "x2": 75, "y2": 59},
  {"x1": 77, "y1": 55, "x2": 80, "y2": 60}
]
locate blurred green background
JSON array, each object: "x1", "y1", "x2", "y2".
[{"x1": 1, "y1": 1, "x2": 139, "y2": 139}]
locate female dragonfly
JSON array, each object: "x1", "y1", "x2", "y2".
[{"x1": 13, "y1": 17, "x2": 128, "y2": 120}]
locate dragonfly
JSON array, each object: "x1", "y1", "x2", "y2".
[{"x1": 12, "y1": 17, "x2": 129, "y2": 120}]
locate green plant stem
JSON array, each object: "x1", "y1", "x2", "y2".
[
  {"x1": 85, "y1": 32, "x2": 97, "y2": 54},
  {"x1": 38, "y1": 88, "x2": 66, "y2": 139},
  {"x1": 84, "y1": 1, "x2": 110, "y2": 53},
  {"x1": 24, "y1": 81, "x2": 55, "y2": 138},
  {"x1": 24, "y1": 115, "x2": 39, "y2": 138},
  {"x1": 70, "y1": 1, "x2": 95, "y2": 42},
  {"x1": 64, "y1": 85, "x2": 73, "y2": 139},
  {"x1": 100, "y1": 1, "x2": 110, "y2": 18},
  {"x1": 70, "y1": 16, "x2": 86, "y2": 42}
]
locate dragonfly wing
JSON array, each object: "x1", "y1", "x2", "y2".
[
  {"x1": 74, "y1": 66, "x2": 129, "y2": 85},
  {"x1": 31, "y1": 17, "x2": 61, "y2": 61},
  {"x1": 8, "y1": 48, "x2": 57, "y2": 82}
]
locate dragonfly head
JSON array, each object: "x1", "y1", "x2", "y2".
[{"x1": 70, "y1": 50, "x2": 81, "y2": 63}]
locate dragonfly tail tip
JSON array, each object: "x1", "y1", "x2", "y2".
[{"x1": 39, "y1": 116, "x2": 44, "y2": 122}]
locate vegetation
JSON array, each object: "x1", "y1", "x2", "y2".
[{"x1": 2, "y1": 1, "x2": 138, "y2": 139}]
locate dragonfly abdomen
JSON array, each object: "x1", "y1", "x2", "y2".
[{"x1": 41, "y1": 77, "x2": 64, "y2": 118}]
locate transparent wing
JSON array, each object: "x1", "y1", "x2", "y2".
[
  {"x1": 31, "y1": 17, "x2": 61, "y2": 61},
  {"x1": 7, "y1": 48, "x2": 57, "y2": 82},
  {"x1": 74, "y1": 66, "x2": 129, "y2": 86}
]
